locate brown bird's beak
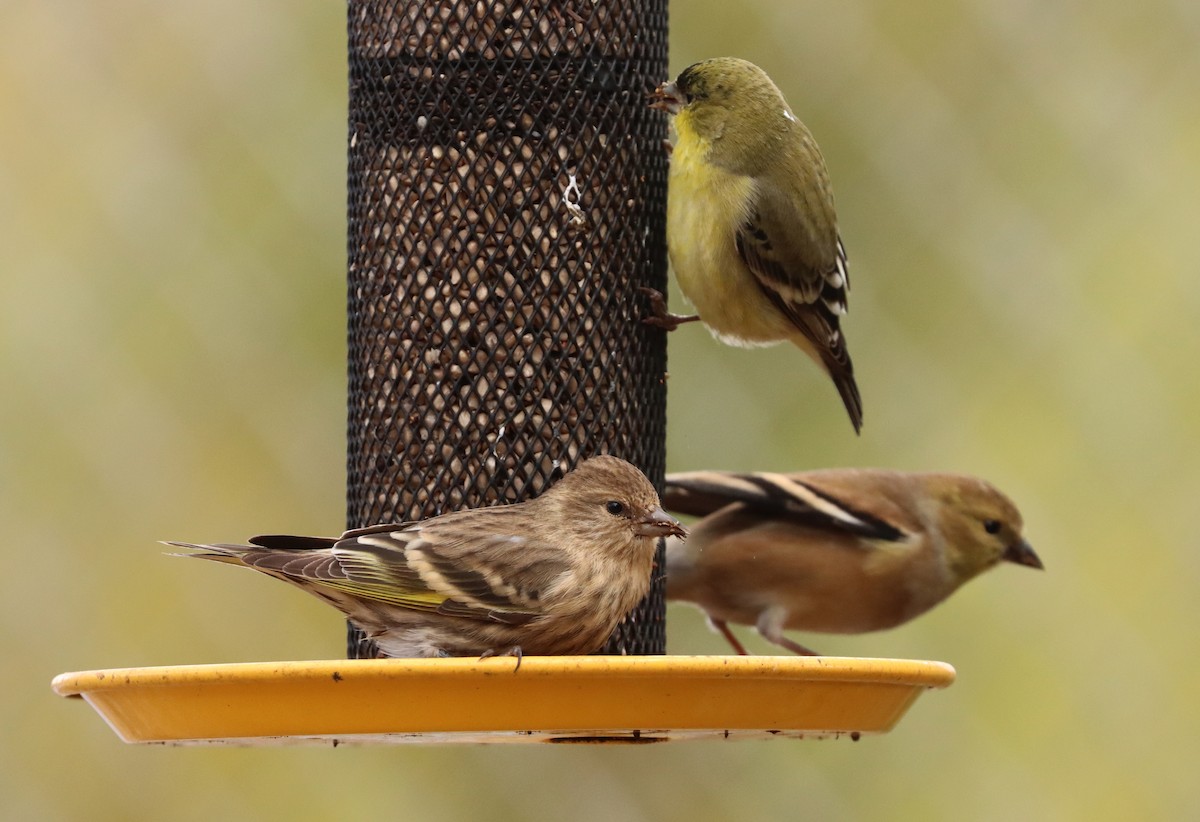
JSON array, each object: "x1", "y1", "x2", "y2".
[
  {"x1": 635, "y1": 507, "x2": 688, "y2": 539},
  {"x1": 1003, "y1": 539, "x2": 1043, "y2": 570},
  {"x1": 648, "y1": 80, "x2": 684, "y2": 114}
]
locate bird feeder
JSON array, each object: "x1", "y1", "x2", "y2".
[{"x1": 52, "y1": 0, "x2": 954, "y2": 744}]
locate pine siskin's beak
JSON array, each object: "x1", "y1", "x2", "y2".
[
  {"x1": 1003, "y1": 538, "x2": 1043, "y2": 570},
  {"x1": 635, "y1": 507, "x2": 688, "y2": 539},
  {"x1": 648, "y1": 80, "x2": 684, "y2": 114}
]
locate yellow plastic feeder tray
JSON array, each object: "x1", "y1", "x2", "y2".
[{"x1": 52, "y1": 655, "x2": 954, "y2": 745}]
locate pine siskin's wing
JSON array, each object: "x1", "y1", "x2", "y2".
[{"x1": 327, "y1": 511, "x2": 573, "y2": 624}]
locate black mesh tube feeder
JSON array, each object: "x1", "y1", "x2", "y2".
[
  {"x1": 344, "y1": 0, "x2": 671, "y2": 658},
  {"x1": 51, "y1": 0, "x2": 955, "y2": 744}
]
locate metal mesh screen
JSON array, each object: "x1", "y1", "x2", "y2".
[{"x1": 345, "y1": 1, "x2": 669, "y2": 658}]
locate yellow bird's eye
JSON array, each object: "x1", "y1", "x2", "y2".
[{"x1": 676, "y1": 65, "x2": 704, "y2": 102}]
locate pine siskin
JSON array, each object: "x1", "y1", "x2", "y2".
[{"x1": 169, "y1": 456, "x2": 685, "y2": 661}]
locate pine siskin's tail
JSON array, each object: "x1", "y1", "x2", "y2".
[{"x1": 162, "y1": 541, "x2": 255, "y2": 565}]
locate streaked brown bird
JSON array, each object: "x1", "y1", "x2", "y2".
[
  {"x1": 170, "y1": 456, "x2": 685, "y2": 661},
  {"x1": 662, "y1": 468, "x2": 1042, "y2": 655}
]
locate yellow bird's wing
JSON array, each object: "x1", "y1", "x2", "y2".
[{"x1": 735, "y1": 179, "x2": 862, "y2": 430}]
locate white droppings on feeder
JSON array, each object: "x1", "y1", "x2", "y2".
[
  {"x1": 489, "y1": 424, "x2": 506, "y2": 462},
  {"x1": 562, "y1": 173, "x2": 588, "y2": 230}
]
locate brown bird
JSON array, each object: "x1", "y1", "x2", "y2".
[
  {"x1": 169, "y1": 456, "x2": 685, "y2": 661},
  {"x1": 662, "y1": 468, "x2": 1042, "y2": 655}
]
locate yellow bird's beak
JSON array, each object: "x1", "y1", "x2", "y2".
[{"x1": 648, "y1": 80, "x2": 684, "y2": 115}]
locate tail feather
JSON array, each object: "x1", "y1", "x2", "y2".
[
  {"x1": 826, "y1": 361, "x2": 863, "y2": 434},
  {"x1": 784, "y1": 323, "x2": 864, "y2": 434},
  {"x1": 162, "y1": 540, "x2": 253, "y2": 566},
  {"x1": 250, "y1": 534, "x2": 339, "y2": 551}
]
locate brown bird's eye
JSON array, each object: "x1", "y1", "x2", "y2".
[
  {"x1": 983, "y1": 520, "x2": 1002, "y2": 535},
  {"x1": 605, "y1": 501, "x2": 625, "y2": 516}
]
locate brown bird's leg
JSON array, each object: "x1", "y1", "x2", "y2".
[
  {"x1": 772, "y1": 636, "x2": 819, "y2": 656},
  {"x1": 757, "y1": 610, "x2": 819, "y2": 656},
  {"x1": 479, "y1": 645, "x2": 524, "y2": 672},
  {"x1": 637, "y1": 286, "x2": 701, "y2": 331},
  {"x1": 708, "y1": 618, "x2": 750, "y2": 655}
]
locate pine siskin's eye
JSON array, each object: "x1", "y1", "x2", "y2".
[
  {"x1": 605, "y1": 501, "x2": 625, "y2": 516},
  {"x1": 983, "y1": 519, "x2": 1002, "y2": 535}
]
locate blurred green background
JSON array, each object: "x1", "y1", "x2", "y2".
[{"x1": 4, "y1": 1, "x2": 1198, "y2": 819}]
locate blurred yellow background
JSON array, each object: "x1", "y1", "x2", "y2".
[{"x1": 4, "y1": 1, "x2": 1198, "y2": 819}]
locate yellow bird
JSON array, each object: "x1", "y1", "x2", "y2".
[
  {"x1": 649, "y1": 57, "x2": 863, "y2": 432},
  {"x1": 662, "y1": 468, "x2": 1043, "y2": 655}
]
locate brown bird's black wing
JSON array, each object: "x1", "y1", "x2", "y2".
[
  {"x1": 735, "y1": 196, "x2": 863, "y2": 432},
  {"x1": 664, "y1": 470, "x2": 904, "y2": 542}
]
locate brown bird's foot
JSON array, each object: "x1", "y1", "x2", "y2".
[
  {"x1": 479, "y1": 645, "x2": 524, "y2": 672},
  {"x1": 774, "y1": 637, "x2": 819, "y2": 657},
  {"x1": 637, "y1": 287, "x2": 700, "y2": 331},
  {"x1": 662, "y1": 139, "x2": 674, "y2": 156},
  {"x1": 709, "y1": 619, "x2": 750, "y2": 656},
  {"x1": 757, "y1": 612, "x2": 819, "y2": 656}
]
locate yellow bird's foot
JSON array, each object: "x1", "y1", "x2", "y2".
[{"x1": 637, "y1": 287, "x2": 700, "y2": 331}]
